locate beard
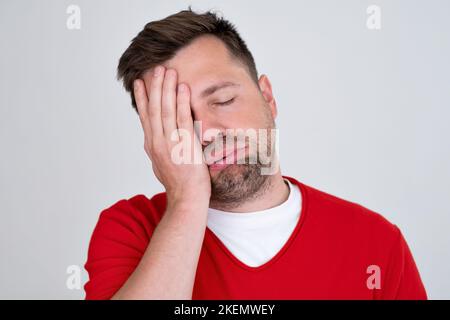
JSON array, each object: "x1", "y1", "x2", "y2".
[
  {"x1": 207, "y1": 101, "x2": 276, "y2": 211},
  {"x1": 209, "y1": 157, "x2": 272, "y2": 210}
]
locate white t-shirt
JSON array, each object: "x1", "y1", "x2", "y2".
[{"x1": 206, "y1": 179, "x2": 302, "y2": 267}]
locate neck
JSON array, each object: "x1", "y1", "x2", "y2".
[{"x1": 210, "y1": 172, "x2": 290, "y2": 213}]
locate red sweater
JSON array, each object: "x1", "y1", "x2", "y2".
[{"x1": 84, "y1": 176, "x2": 427, "y2": 300}]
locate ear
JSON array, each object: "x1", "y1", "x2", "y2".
[{"x1": 258, "y1": 74, "x2": 278, "y2": 119}]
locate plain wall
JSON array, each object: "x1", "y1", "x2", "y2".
[{"x1": 0, "y1": 0, "x2": 449, "y2": 299}]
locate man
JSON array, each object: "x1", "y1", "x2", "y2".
[{"x1": 84, "y1": 8, "x2": 427, "y2": 300}]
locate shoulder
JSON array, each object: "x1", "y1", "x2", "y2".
[
  {"x1": 87, "y1": 192, "x2": 167, "y2": 256},
  {"x1": 299, "y1": 181, "x2": 426, "y2": 299},
  {"x1": 84, "y1": 192, "x2": 166, "y2": 299},
  {"x1": 98, "y1": 192, "x2": 167, "y2": 228},
  {"x1": 296, "y1": 179, "x2": 401, "y2": 244}
]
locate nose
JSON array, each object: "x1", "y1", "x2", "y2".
[{"x1": 191, "y1": 108, "x2": 226, "y2": 146}]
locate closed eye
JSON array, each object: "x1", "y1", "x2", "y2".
[{"x1": 214, "y1": 97, "x2": 235, "y2": 106}]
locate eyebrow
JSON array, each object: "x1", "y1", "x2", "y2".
[{"x1": 200, "y1": 81, "x2": 240, "y2": 98}]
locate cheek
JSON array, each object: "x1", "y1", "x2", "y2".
[
  {"x1": 230, "y1": 97, "x2": 269, "y2": 127},
  {"x1": 221, "y1": 112, "x2": 259, "y2": 130},
  {"x1": 240, "y1": 105, "x2": 272, "y2": 130}
]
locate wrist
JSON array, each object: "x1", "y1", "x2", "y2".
[
  {"x1": 167, "y1": 185, "x2": 210, "y2": 204},
  {"x1": 166, "y1": 191, "x2": 210, "y2": 213}
]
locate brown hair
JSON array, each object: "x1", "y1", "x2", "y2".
[{"x1": 117, "y1": 7, "x2": 258, "y2": 112}]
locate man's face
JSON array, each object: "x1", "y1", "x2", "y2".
[{"x1": 143, "y1": 35, "x2": 278, "y2": 209}]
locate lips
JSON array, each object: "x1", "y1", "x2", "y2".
[{"x1": 206, "y1": 146, "x2": 247, "y2": 168}]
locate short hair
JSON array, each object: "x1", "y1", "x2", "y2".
[{"x1": 117, "y1": 7, "x2": 258, "y2": 112}]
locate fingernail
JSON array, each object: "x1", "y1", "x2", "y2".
[
  {"x1": 154, "y1": 66, "x2": 162, "y2": 77},
  {"x1": 178, "y1": 83, "x2": 185, "y2": 92}
]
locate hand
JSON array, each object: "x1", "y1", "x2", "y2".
[{"x1": 133, "y1": 66, "x2": 211, "y2": 207}]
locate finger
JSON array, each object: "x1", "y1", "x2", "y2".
[
  {"x1": 161, "y1": 69, "x2": 179, "y2": 142},
  {"x1": 176, "y1": 83, "x2": 194, "y2": 133},
  {"x1": 134, "y1": 79, "x2": 152, "y2": 138},
  {"x1": 147, "y1": 65, "x2": 165, "y2": 139},
  {"x1": 176, "y1": 83, "x2": 204, "y2": 163}
]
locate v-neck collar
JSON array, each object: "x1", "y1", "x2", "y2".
[{"x1": 204, "y1": 176, "x2": 309, "y2": 272}]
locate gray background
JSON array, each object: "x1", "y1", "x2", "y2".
[{"x1": 1, "y1": 0, "x2": 449, "y2": 299}]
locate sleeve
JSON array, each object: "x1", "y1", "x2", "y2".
[
  {"x1": 381, "y1": 226, "x2": 427, "y2": 300},
  {"x1": 83, "y1": 199, "x2": 155, "y2": 300}
]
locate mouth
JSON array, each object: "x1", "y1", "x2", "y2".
[{"x1": 207, "y1": 146, "x2": 248, "y2": 171}]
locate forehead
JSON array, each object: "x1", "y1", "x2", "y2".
[{"x1": 162, "y1": 35, "x2": 248, "y2": 94}]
